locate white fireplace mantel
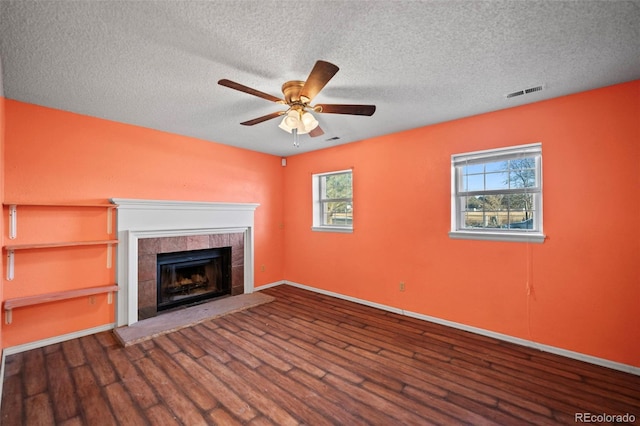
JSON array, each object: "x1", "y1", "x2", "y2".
[{"x1": 111, "y1": 198, "x2": 259, "y2": 326}]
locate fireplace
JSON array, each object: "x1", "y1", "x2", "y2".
[
  {"x1": 157, "y1": 247, "x2": 231, "y2": 312},
  {"x1": 112, "y1": 198, "x2": 259, "y2": 326}
]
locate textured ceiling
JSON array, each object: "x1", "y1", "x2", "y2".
[{"x1": 1, "y1": 1, "x2": 639, "y2": 157}]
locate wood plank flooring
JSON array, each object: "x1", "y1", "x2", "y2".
[{"x1": 2, "y1": 284, "x2": 639, "y2": 425}]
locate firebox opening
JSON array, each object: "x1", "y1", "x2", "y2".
[{"x1": 157, "y1": 247, "x2": 231, "y2": 312}]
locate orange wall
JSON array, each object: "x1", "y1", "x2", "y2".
[
  {"x1": 2, "y1": 101, "x2": 284, "y2": 347},
  {"x1": 283, "y1": 80, "x2": 640, "y2": 367}
]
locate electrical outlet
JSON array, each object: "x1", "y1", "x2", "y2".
[
  {"x1": 261, "y1": 265, "x2": 266, "y2": 272},
  {"x1": 89, "y1": 296, "x2": 96, "y2": 305},
  {"x1": 399, "y1": 282, "x2": 406, "y2": 292}
]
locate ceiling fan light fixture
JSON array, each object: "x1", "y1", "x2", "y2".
[
  {"x1": 284, "y1": 110, "x2": 300, "y2": 128},
  {"x1": 279, "y1": 110, "x2": 318, "y2": 135},
  {"x1": 279, "y1": 110, "x2": 300, "y2": 133},
  {"x1": 301, "y1": 111, "x2": 319, "y2": 131},
  {"x1": 278, "y1": 117, "x2": 293, "y2": 133}
]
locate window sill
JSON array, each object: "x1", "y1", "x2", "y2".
[
  {"x1": 449, "y1": 230, "x2": 545, "y2": 243},
  {"x1": 312, "y1": 226, "x2": 353, "y2": 234}
]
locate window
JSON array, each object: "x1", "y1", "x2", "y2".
[
  {"x1": 312, "y1": 169, "x2": 353, "y2": 233},
  {"x1": 450, "y1": 143, "x2": 545, "y2": 243}
]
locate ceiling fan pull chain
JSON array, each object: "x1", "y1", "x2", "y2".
[{"x1": 293, "y1": 128, "x2": 299, "y2": 148}]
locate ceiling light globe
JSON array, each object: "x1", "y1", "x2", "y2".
[
  {"x1": 301, "y1": 112, "x2": 319, "y2": 131},
  {"x1": 278, "y1": 117, "x2": 293, "y2": 133},
  {"x1": 284, "y1": 110, "x2": 300, "y2": 128},
  {"x1": 297, "y1": 124, "x2": 310, "y2": 135}
]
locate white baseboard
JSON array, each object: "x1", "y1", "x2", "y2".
[
  {"x1": 253, "y1": 280, "x2": 286, "y2": 291},
  {"x1": 279, "y1": 280, "x2": 640, "y2": 376}
]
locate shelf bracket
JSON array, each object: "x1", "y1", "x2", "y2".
[
  {"x1": 108, "y1": 291, "x2": 113, "y2": 304},
  {"x1": 6, "y1": 250, "x2": 15, "y2": 281},
  {"x1": 107, "y1": 207, "x2": 113, "y2": 235},
  {"x1": 8, "y1": 204, "x2": 17, "y2": 239},
  {"x1": 107, "y1": 243, "x2": 113, "y2": 269},
  {"x1": 5, "y1": 309, "x2": 12, "y2": 325}
]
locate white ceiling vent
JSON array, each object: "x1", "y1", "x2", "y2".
[{"x1": 505, "y1": 84, "x2": 545, "y2": 99}]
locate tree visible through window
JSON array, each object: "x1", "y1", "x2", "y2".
[{"x1": 320, "y1": 172, "x2": 352, "y2": 226}]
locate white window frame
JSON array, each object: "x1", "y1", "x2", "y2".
[
  {"x1": 312, "y1": 169, "x2": 353, "y2": 233},
  {"x1": 449, "y1": 143, "x2": 545, "y2": 243}
]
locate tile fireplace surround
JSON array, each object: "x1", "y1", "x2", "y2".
[
  {"x1": 111, "y1": 198, "x2": 259, "y2": 327},
  {"x1": 137, "y1": 232, "x2": 244, "y2": 320}
]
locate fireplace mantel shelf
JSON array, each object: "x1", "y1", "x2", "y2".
[{"x1": 110, "y1": 198, "x2": 259, "y2": 211}]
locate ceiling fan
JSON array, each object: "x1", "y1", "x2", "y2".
[{"x1": 218, "y1": 60, "x2": 376, "y2": 146}]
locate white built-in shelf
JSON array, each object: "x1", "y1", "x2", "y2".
[
  {"x1": 5, "y1": 239, "x2": 119, "y2": 251},
  {"x1": 2, "y1": 202, "x2": 119, "y2": 324}
]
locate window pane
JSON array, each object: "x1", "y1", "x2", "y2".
[
  {"x1": 460, "y1": 192, "x2": 536, "y2": 230},
  {"x1": 507, "y1": 158, "x2": 537, "y2": 188},
  {"x1": 321, "y1": 173, "x2": 352, "y2": 199},
  {"x1": 484, "y1": 161, "x2": 505, "y2": 172},
  {"x1": 504, "y1": 211, "x2": 534, "y2": 229},
  {"x1": 461, "y1": 159, "x2": 535, "y2": 192},
  {"x1": 322, "y1": 201, "x2": 353, "y2": 226},
  {"x1": 462, "y1": 164, "x2": 484, "y2": 174},
  {"x1": 463, "y1": 209, "x2": 505, "y2": 229},
  {"x1": 508, "y1": 170, "x2": 536, "y2": 188},
  {"x1": 504, "y1": 193, "x2": 534, "y2": 211},
  {"x1": 485, "y1": 171, "x2": 510, "y2": 190},
  {"x1": 463, "y1": 210, "x2": 483, "y2": 228},
  {"x1": 462, "y1": 174, "x2": 484, "y2": 192},
  {"x1": 464, "y1": 196, "x2": 483, "y2": 211}
]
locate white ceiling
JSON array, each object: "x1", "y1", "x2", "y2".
[{"x1": 1, "y1": 1, "x2": 639, "y2": 157}]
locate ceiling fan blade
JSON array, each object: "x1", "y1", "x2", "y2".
[
  {"x1": 299, "y1": 61, "x2": 339, "y2": 103},
  {"x1": 240, "y1": 111, "x2": 285, "y2": 126},
  {"x1": 315, "y1": 104, "x2": 376, "y2": 116},
  {"x1": 309, "y1": 126, "x2": 324, "y2": 138},
  {"x1": 218, "y1": 79, "x2": 283, "y2": 103}
]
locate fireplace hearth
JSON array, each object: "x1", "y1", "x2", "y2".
[{"x1": 157, "y1": 247, "x2": 231, "y2": 312}]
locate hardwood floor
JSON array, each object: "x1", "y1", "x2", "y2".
[{"x1": 2, "y1": 284, "x2": 639, "y2": 425}]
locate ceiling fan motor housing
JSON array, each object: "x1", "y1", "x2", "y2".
[{"x1": 281, "y1": 81, "x2": 306, "y2": 105}]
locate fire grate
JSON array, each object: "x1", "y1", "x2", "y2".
[{"x1": 156, "y1": 247, "x2": 231, "y2": 312}]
